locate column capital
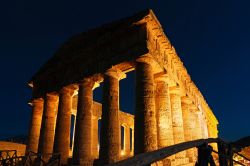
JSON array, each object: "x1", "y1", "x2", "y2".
[
  {"x1": 169, "y1": 85, "x2": 180, "y2": 94},
  {"x1": 59, "y1": 86, "x2": 75, "y2": 96},
  {"x1": 46, "y1": 93, "x2": 59, "y2": 102},
  {"x1": 105, "y1": 67, "x2": 126, "y2": 80},
  {"x1": 79, "y1": 77, "x2": 100, "y2": 90},
  {"x1": 155, "y1": 74, "x2": 169, "y2": 83},
  {"x1": 136, "y1": 54, "x2": 155, "y2": 65},
  {"x1": 136, "y1": 54, "x2": 164, "y2": 74},
  {"x1": 30, "y1": 98, "x2": 44, "y2": 106},
  {"x1": 188, "y1": 104, "x2": 199, "y2": 112},
  {"x1": 194, "y1": 110, "x2": 202, "y2": 115},
  {"x1": 181, "y1": 96, "x2": 192, "y2": 104}
]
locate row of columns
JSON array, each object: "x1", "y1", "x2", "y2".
[{"x1": 27, "y1": 56, "x2": 209, "y2": 165}]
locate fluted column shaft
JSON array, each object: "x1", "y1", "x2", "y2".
[
  {"x1": 72, "y1": 78, "x2": 95, "y2": 165},
  {"x1": 189, "y1": 108, "x2": 198, "y2": 160},
  {"x1": 99, "y1": 68, "x2": 125, "y2": 164},
  {"x1": 181, "y1": 98, "x2": 195, "y2": 162},
  {"x1": 201, "y1": 115, "x2": 209, "y2": 138},
  {"x1": 53, "y1": 87, "x2": 74, "y2": 165},
  {"x1": 155, "y1": 77, "x2": 174, "y2": 165},
  {"x1": 135, "y1": 58, "x2": 157, "y2": 154},
  {"x1": 190, "y1": 109, "x2": 203, "y2": 160},
  {"x1": 26, "y1": 98, "x2": 44, "y2": 154},
  {"x1": 38, "y1": 94, "x2": 58, "y2": 161},
  {"x1": 170, "y1": 87, "x2": 186, "y2": 159},
  {"x1": 193, "y1": 111, "x2": 203, "y2": 140}
]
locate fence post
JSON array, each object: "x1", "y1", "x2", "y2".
[
  {"x1": 228, "y1": 144, "x2": 233, "y2": 166},
  {"x1": 196, "y1": 143, "x2": 213, "y2": 166},
  {"x1": 218, "y1": 141, "x2": 228, "y2": 166}
]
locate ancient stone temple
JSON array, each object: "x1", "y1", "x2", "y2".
[{"x1": 26, "y1": 9, "x2": 218, "y2": 166}]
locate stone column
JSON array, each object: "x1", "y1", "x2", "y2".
[
  {"x1": 181, "y1": 97, "x2": 195, "y2": 162},
  {"x1": 191, "y1": 109, "x2": 203, "y2": 140},
  {"x1": 53, "y1": 87, "x2": 74, "y2": 165},
  {"x1": 201, "y1": 115, "x2": 209, "y2": 139},
  {"x1": 92, "y1": 116, "x2": 99, "y2": 158},
  {"x1": 26, "y1": 98, "x2": 44, "y2": 154},
  {"x1": 170, "y1": 86, "x2": 186, "y2": 159},
  {"x1": 72, "y1": 78, "x2": 96, "y2": 165},
  {"x1": 38, "y1": 93, "x2": 58, "y2": 162},
  {"x1": 99, "y1": 68, "x2": 125, "y2": 164},
  {"x1": 155, "y1": 76, "x2": 174, "y2": 165},
  {"x1": 134, "y1": 56, "x2": 158, "y2": 154},
  {"x1": 124, "y1": 125, "x2": 131, "y2": 157},
  {"x1": 189, "y1": 106, "x2": 199, "y2": 161},
  {"x1": 131, "y1": 127, "x2": 134, "y2": 156}
]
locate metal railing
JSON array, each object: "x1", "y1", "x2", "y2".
[
  {"x1": 0, "y1": 150, "x2": 60, "y2": 166},
  {"x1": 24, "y1": 151, "x2": 60, "y2": 166},
  {"x1": 106, "y1": 138, "x2": 250, "y2": 166},
  {"x1": 1, "y1": 137, "x2": 250, "y2": 166},
  {"x1": 0, "y1": 150, "x2": 24, "y2": 166}
]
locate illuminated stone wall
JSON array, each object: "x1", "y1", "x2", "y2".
[
  {"x1": 0, "y1": 141, "x2": 26, "y2": 157},
  {"x1": 26, "y1": 9, "x2": 219, "y2": 166}
]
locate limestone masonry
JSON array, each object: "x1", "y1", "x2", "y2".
[{"x1": 27, "y1": 9, "x2": 218, "y2": 166}]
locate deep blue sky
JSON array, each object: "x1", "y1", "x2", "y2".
[{"x1": 1, "y1": 0, "x2": 250, "y2": 141}]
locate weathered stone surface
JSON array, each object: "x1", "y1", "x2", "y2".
[
  {"x1": 72, "y1": 78, "x2": 95, "y2": 165},
  {"x1": 121, "y1": 122, "x2": 134, "y2": 158},
  {"x1": 135, "y1": 57, "x2": 158, "y2": 154},
  {"x1": 124, "y1": 125, "x2": 131, "y2": 157},
  {"x1": 0, "y1": 141, "x2": 26, "y2": 157},
  {"x1": 26, "y1": 98, "x2": 43, "y2": 154},
  {"x1": 181, "y1": 98, "x2": 195, "y2": 162},
  {"x1": 193, "y1": 111, "x2": 203, "y2": 140},
  {"x1": 170, "y1": 87, "x2": 186, "y2": 160},
  {"x1": 91, "y1": 102, "x2": 134, "y2": 159},
  {"x1": 99, "y1": 68, "x2": 125, "y2": 164},
  {"x1": 53, "y1": 87, "x2": 74, "y2": 165},
  {"x1": 200, "y1": 114, "x2": 209, "y2": 139},
  {"x1": 92, "y1": 116, "x2": 99, "y2": 159},
  {"x1": 155, "y1": 76, "x2": 174, "y2": 165},
  {"x1": 188, "y1": 107, "x2": 203, "y2": 161},
  {"x1": 38, "y1": 93, "x2": 58, "y2": 162}
]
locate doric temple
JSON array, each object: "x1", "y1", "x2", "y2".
[{"x1": 27, "y1": 9, "x2": 218, "y2": 166}]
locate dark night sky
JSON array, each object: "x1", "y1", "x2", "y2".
[{"x1": 0, "y1": 0, "x2": 250, "y2": 142}]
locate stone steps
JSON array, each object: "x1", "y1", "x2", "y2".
[
  {"x1": 172, "y1": 157, "x2": 190, "y2": 165},
  {"x1": 181, "y1": 162, "x2": 195, "y2": 166}
]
